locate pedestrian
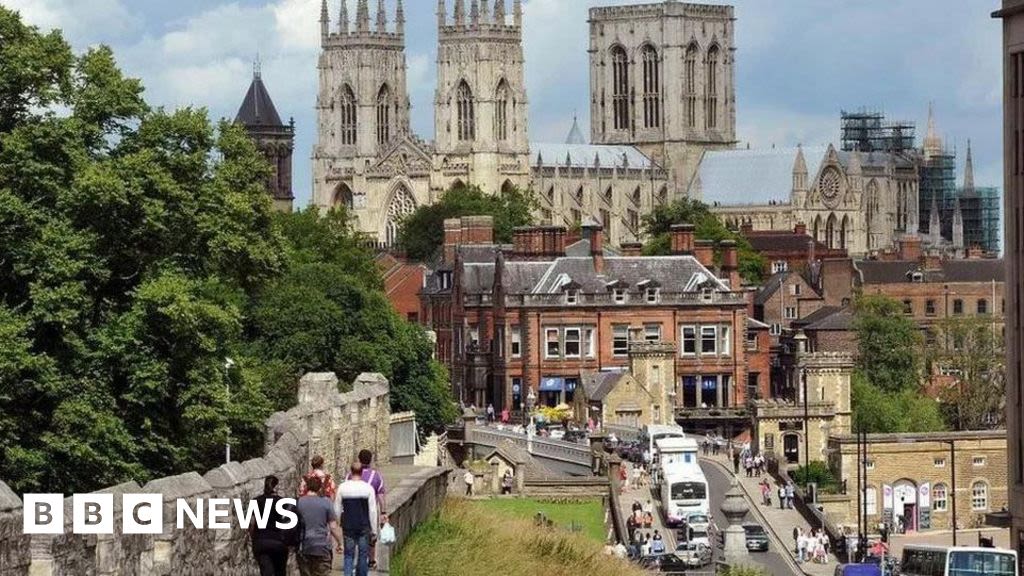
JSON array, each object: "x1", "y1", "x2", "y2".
[
  {"x1": 797, "y1": 533, "x2": 808, "y2": 563},
  {"x1": 501, "y1": 469, "x2": 514, "y2": 494},
  {"x1": 651, "y1": 530, "x2": 666, "y2": 555},
  {"x1": 463, "y1": 469, "x2": 475, "y2": 496},
  {"x1": 299, "y1": 455, "x2": 336, "y2": 500},
  {"x1": 641, "y1": 535, "x2": 652, "y2": 556},
  {"x1": 778, "y1": 485, "x2": 786, "y2": 509},
  {"x1": 296, "y1": 475, "x2": 343, "y2": 576},
  {"x1": 643, "y1": 499, "x2": 653, "y2": 516},
  {"x1": 785, "y1": 482, "x2": 795, "y2": 509},
  {"x1": 759, "y1": 479, "x2": 771, "y2": 506},
  {"x1": 501, "y1": 407, "x2": 510, "y2": 424},
  {"x1": 486, "y1": 403, "x2": 495, "y2": 423},
  {"x1": 631, "y1": 464, "x2": 641, "y2": 489},
  {"x1": 250, "y1": 475, "x2": 290, "y2": 576},
  {"x1": 336, "y1": 462, "x2": 380, "y2": 576},
  {"x1": 357, "y1": 449, "x2": 387, "y2": 570}
]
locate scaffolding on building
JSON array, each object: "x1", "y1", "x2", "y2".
[
  {"x1": 922, "y1": 150, "x2": 957, "y2": 238},
  {"x1": 958, "y1": 186, "x2": 1002, "y2": 254},
  {"x1": 840, "y1": 109, "x2": 917, "y2": 153}
]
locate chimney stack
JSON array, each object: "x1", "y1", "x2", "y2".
[
  {"x1": 621, "y1": 242, "x2": 643, "y2": 257},
  {"x1": 443, "y1": 218, "x2": 463, "y2": 265},
  {"x1": 460, "y1": 215, "x2": 494, "y2": 245},
  {"x1": 720, "y1": 239, "x2": 740, "y2": 289},
  {"x1": 669, "y1": 224, "x2": 695, "y2": 255},
  {"x1": 694, "y1": 240, "x2": 715, "y2": 269},
  {"x1": 582, "y1": 221, "x2": 605, "y2": 273},
  {"x1": 794, "y1": 222, "x2": 807, "y2": 236},
  {"x1": 899, "y1": 234, "x2": 922, "y2": 262}
]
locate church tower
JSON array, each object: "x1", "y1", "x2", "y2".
[
  {"x1": 434, "y1": 0, "x2": 531, "y2": 193},
  {"x1": 588, "y1": 1, "x2": 737, "y2": 197},
  {"x1": 313, "y1": 0, "x2": 410, "y2": 212},
  {"x1": 235, "y1": 61, "x2": 295, "y2": 212}
]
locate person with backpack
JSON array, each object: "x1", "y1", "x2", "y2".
[
  {"x1": 336, "y1": 462, "x2": 380, "y2": 576},
  {"x1": 250, "y1": 476, "x2": 292, "y2": 576},
  {"x1": 296, "y1": 475, "x2": 343, "y2": 576},
  {"x1": 299, "y1": 455, "x2": 336, "y2": 500},
  {"x1": 357, "y1": 449, "x2": 387, "y2": 570}
]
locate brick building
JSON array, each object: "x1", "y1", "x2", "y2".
[
  {"x1": 827, "y1": 430, "x2": 1008, "y2": 533},
  {"x1": 376, "y1": 253, "x2": 426, "y2": 323},
  {"x1": 422, "y1": 218, "x2": 771, "y2": 437},
  {"x1": 740, "y1": 222, "x2": 847, "y2": 277}
]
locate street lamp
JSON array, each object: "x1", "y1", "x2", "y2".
[
  {"x1": 946, "y1": 439, "x2": 958, "y2": 546},
  {"x1": 224, "y1": 357, "x2": 235, "y2": 464}
]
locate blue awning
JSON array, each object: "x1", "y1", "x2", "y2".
[{"x1": 539, "y1": 377, "x2": 565, "y2": 392}]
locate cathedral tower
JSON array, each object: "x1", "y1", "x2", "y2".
[
  {"x1": 434, "y1": 0, "x2": 531, "y2": 193},
  {"x1": 235, "y1": 62, "x2": 295, "y2": 212},
  {"x1": 588, "y1": 1, "x2": 737, "y2": 197},
  {"x1": 313, "y1": 0, "x2": 410, "y2": 212}
]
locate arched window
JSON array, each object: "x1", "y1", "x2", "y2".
[
  {"x1": 813, "y1": 215, "x2": 822, "y2": 242},
  {"x1": 684, "y1": 43, "x2": 698, "y2": 128},
  {"x1": 610, "y1": 46, "x2": 630, "y2": 131},
  {"x1": 840, "y1": 215, "x2": 849, "y2": 250},
  {"x1": 933, "y1": 483, "x2": 948, "y2": 512},
  {"x1": 705, "y1": 45, "x2": 719, "y2": 130},
  {"x1": 641, "y1": 45, "x2": 660, "y2": 129},
  {"x1": 340, "y1": 85, "x2": 357, "y2": 146},
  {"x1": 657, "y1": 186, "x2": 668, "y2": 205},
  {"x1": 971, "y1": 481, "x2": 988, "y2": 511},
  {"x1": 456, "y1": 81, "x2": 475, "y2": 141},
  {"x1": 631, "y1": 186, "x2": 641, "y2": 206},
  {"x1": 335, "y1": 183, "x2": 354, "y2": 210},
  {"x1": 385, "y1": 186, "x2": 417, "y2": 246},
  {"x1": 377, "y1": 84, "x2": 391, "y2": 147},
  {"x1": 495, "y1": 80, "x2": 510, "y2": 141},
  {"x1": 825, "y1": 213, "x2": 837, "y2": 249}
]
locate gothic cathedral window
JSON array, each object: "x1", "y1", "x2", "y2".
[
  {"x1": 495, "y1": 80, "x2": 509, "y2": 141},
  {"x1": 705, "y1": 45, "x2": 719, "y2": 130},
  {"x1": 340, "y1": 85, "x2": 357, "y2": 146},
  {"x1": 611, "y1": 46, "x2": 629, "y2": 131},
  {"x1": 457, "y1": 81, "x2": 475, "y2": 141},
  {"x1": 377, "y1": 84, "x2": 391, "y2": 148},
  {"x1": 385, "y1": 186, "x2": 417, "y2": 247},
  {"x1": 684, "y1": 43, "x2": 698, "y2": 129},
  {"x1": 641, "y1": 45, "x2": 660, "y2": 129}
]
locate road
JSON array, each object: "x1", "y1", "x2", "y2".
[{"x1": 701, "y1": 460, "x2": 800, "y2": 576}]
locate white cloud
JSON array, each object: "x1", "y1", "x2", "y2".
[{"x1": 5, "y1": 0, "x2": 139, "y2": 43}]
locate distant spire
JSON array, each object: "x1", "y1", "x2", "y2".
[
  {"x1": 320, "y1": 0, "x2": 330, "y2": 39},
  {"x1": 376, "y1": 0, "x2": 386, "y2": 32},
  {"x1": 339, "y1": 0, "x2": 349, "y2": 34},
  {"x1": 454, "y1": 0, "x2": 465, "y2": 26},
  {"x1": 566, "y1": 115, "x2": 586, "y2": 145},
  {"x1": 470, "y1": 0, "x2": 480, "y2": 25},
  {"x1": 963, "y1": 139, "x2": 975, "y2": 192},
  {"x1": 793, "y1": 144, "x2": 808, "y2": 193},
  {"x1": 438, "y1": 0, "x2": 447, "y2": 27},
  {"x1": 493, "y1": 0, "x2": 505, "y2": 24},
  {"x1": 357, "y1": 0, "x2": 370, "y2": 33},
  {"x1": 953, "y1": 196, "x2": 964, "y2": 251},
  {"x1": 929, "y1": 194, "x2": 942, "y2": 243},
  {"x1": 396, "y1": 0, "x2": 405, "y2": 34},
  {"x1": 253, "y1": 51, "x2": 261, "y2": 79},
  {"x1": 480, "y1": 0, "x2": 489, "y2": 24},
  {"x1": 923, "y1": 102, "x2": 942, "y2": 159},
  {"x1": 513, "y1": 0, "x2": 522, "y2": 27}
]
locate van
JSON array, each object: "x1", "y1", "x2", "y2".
[{"x1": 833, "y1": 564, "x2": 881, "y2": 576}]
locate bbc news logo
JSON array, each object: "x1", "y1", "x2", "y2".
[{"x1": 23, "y1": 494, "x2": 298, "y2": 535}]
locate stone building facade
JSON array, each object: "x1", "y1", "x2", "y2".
[
  {"x1": 828, "y1": 430, "x2": 1008, "y2": 532},
  {"x1": 574, "y1": 342, "x2": 676, "y2": 429},
  {"x1": 311, "y1": 1, "x2": 739, "y2": 247},
  {"x1": 588, "y1": 1, "x2": 737, "y2": 191}
]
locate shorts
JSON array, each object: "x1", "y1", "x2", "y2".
[{"x1": 298, "y1": 553, "x2": 332, "y2": 576}]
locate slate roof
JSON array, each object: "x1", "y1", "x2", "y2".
[
  {"x1": 856, "y1": 259, "x2": 1004, "y2": 285},
  {"x1": 695, "y1": 146, "x2": 828, "y2": 205},
  {"x1": 799, "y1": 306, "x2": 853, "y2": 331},
  {"x1": 484, "y1": 439, "x2": 556, "y2": 480},
  {"x1": 581, "y1": 371, "x2": 628, "y2": 402},
  {"x1": 744, "y1": 230, "x2": 827, "y2": 254},
  {"x1": 531, "y1": 256, "x2": 726, "y2": 294},
  {"x1": 235, "y1": 75, "x2": 284, "y2": 127},
  {"x1": 530, "y1": 142, "x2": 659, "y2": 170},
  {"x1": 753, "y1": 272, "x2": 788, "y2": 306}
]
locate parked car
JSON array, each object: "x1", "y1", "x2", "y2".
[
  {"x1": 656, "y1": 553, "x2": 691, "y2": 572},
  {"x1": 684, "y1": 512, "x2": 711, "y2": 533},
  {"x1": 564, "y1": 429, "x2": 588, "y2": 444},
  {"x1": 674, "y1": 542, "x2": 713, "y2": 567},
  {"x1": 683, "y1": 527, "x2": 711, "y2": 549},
  {"x1": 743, "y1": 524, "x2": 769, "y2": 552}
]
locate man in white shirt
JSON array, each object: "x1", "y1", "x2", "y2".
[{"x1": 334, "y1": 464, "x2": 379, "y2": 576}]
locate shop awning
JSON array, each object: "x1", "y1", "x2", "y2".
[{"x1": 539, "y1": 377, "x2": 565, "y2": 392}]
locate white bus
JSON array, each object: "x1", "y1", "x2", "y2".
[
  {"x1": 661, "y1": 466, "x2": 710, "y2": 527},
  {"x1": 900, "y1": 545, "x2": 1018, "y2": 576},
  {"x1": 641, "y1": 424, "x2": 686, "y2": 462},
  {"x1": 655, "y1": 437, "x2": 700, "y2": 484}
]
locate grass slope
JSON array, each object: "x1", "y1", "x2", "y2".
[
  {"x1": 392, "y1": 500, "x2": 644, "y2": 576},
  {"x1": 473, "y1": 498, "x2": 607, "y2": 543}
]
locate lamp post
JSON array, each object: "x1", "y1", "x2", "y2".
[
  {"x1": 947, "y1": 439, "x2": 958, "y2": 546},
  {"x1": 223, "y1": 357, "x2": 235, "y2": 464}
]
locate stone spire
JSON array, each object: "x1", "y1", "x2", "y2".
[
  {"x1": 396, "y1": 0, "x2": 405, "y2": 35},
  {"x1": 566, "y1": 115, "x2": 586, "y2": 145},
  {"x1": 963, "y1": 139, "x2": 975, "y2": 193},
  {"x1": 320, "y1": 0, "x2": 330, "y2": 40},
  {"x1": 376, "y1": 0, "x2": 386, "y2": 32},
  {"x1": 929, "y1": 194, "x2": 942, "y2": 244},
  {"x1": 493, "y1": 0, "x2": 505, "y2": 24},
  {"x1": 479, "y1": 0, "x2": 489, "y2": 24},
  {"x1": 470, "y1": 0, "x2": 480, "y2": 26},
  {"x1": 454, "y1": 0, "x2": 465, "y2": 26},
  {"x1": 793, "y1": 144, "x2": 808, "y2": 194},
  {"x1": 357, "y1": 0, "x2": 370, "y2": 33},
  {"x1": 339, "y1": 0, "x2": 349, "y2": 34},
  {"x1": 513, "y1": 0, "x2": 522, "y2": 27},
  {"x1": 438, "y1": 0, "x2": 447, "y2": 27},
  {"x1": 923, "y1": 102, "x2": 942, "y2": 160},
  {"x1": 953, "y1": 196, "x2": 964, "y2": 252}
]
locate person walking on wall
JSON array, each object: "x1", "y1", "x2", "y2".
[
  {"x1": 250, "y1": 475, "x2": 291, "y2": 576},
  {"x1": 296, "y1": 476, "x2": 343, "y2": 576},
  {"x1": 357, "y1": 449, "x2": 387, "y2": 570},
  {"x1": 299, "y1": 455, "x2": 336, "y2": 500},
  {"x1": 464, "y1": 468, "x2": 475, "y2": 496},
  {"x1": 336, "y1": 463, "x2": 380, "y2": 576}
]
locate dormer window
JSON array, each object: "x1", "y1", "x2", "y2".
[
  {"x1": 646, "y1": 288, "x2": 660, "y2": 303},
  {"x1": 565, "y1": 290, "x2": 580, "y2": 305},
  {"x1": 440, "y1": 271, "x2": 452, "y2": 290},
  {"x1": 909, "y1": 271, "x2": 924, "y2": 283},
  {"x1": 613, "y1": 289, "x2": 627, "y2": 304},
  {"x1": 700, "y1": 287, "x2": 714, "y2": 302}
]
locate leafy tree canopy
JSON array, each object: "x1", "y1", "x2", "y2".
[
  {"x1": 851, "y1": 371, "x2": 945, "y2": 434},
  {"x1": 641, "y1": 198, "x2": 764, "y2": 284},
  {"x1": 0, "y1": 9, "x2": 455, "y2": 493},
  {"x1": 927, "y1": 316, "x2": 1005, "y2": 431},
  {"x1": 396, "y1": 183, "x2": 535, "y2": 262},
  {"x1": 852, "y1": 295, "x2": 922, "y2": 394}
]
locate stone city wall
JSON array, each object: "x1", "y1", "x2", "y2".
[{"x1": 0, "y1": 372, "x2": 391, "y2": 576}]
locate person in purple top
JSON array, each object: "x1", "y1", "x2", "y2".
[{"x1": 358, "y1": 449, "x2": 387, "y2": 568}]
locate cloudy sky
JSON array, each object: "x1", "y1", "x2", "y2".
[{"x1": 6, "y1": 0, "x2": 1004, "y2": 207}]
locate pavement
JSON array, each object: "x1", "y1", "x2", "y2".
[{"x1": 617, "y1": 460, "x2": 680, "y2": 553}]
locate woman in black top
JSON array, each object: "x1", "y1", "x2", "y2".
[{"x1": 251, "y1": 475, "x2": 290, "y2": 576}]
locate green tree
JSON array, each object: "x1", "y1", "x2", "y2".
[
  {"x1": 396, "y1": 183, "x2": 535, "y2": 261},
  {"x1": 851, "y1": 371, "x2": 945, "y2": 434},
  {"x1": 853, "y1": 295, "x2": 922, "y2": 394},
  {"x1": 927, "y1": 317, "x2": 1005, "y2": 431},
  {"x1": 641, "y1": 198, "x2": 764, "y2": 284}
]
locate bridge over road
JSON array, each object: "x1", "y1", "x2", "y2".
[{"x1": 461, "y1": 423, "x2": 595, "y2": 476}]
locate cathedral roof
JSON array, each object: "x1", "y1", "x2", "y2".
[
  {"x1": 235, "y1": 73, "x2": 284, "y2": 127},
  {"x1": 565, "y1": 116, "x2": 586, "y2": 145},
  {"x1": 696, "y1": 146, "x2": 828, "y2": 205},
  {"x1": 530, "y1": 142, "x2": 658, "y2": 170}
]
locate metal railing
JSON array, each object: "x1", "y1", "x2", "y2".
[{"x1": 465, "y1": 424, "x2": 592, "y2": 466}]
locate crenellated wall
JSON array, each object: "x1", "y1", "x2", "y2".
[{"x1": 0, "y1": 371, "x2": 446, "y2": 576}]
